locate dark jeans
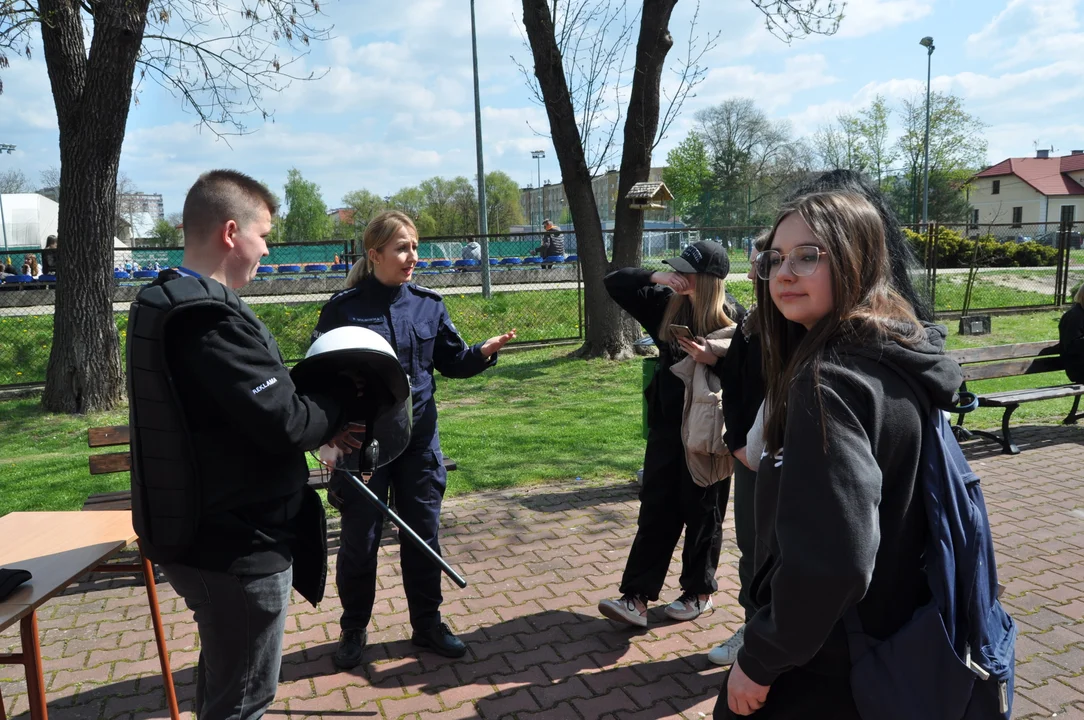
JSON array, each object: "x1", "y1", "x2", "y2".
[
  {"x1": 619, "y1": 426, "x2": 728, "y2": 601},
  {"x1": 713, "y1": 666, "x2": 861, "y2": 719},
  {"x1": 162, "y1": 564, "x2": 292, "y2": 720},
  {"x1": 335, "y1": 434, "x2": 448, "y2": 633},
  {"x1": 733, "y1": 462, "x2": 758, "y2": 622}
]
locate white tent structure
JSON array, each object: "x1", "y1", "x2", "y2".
[
  {"x1": 0, "y1": 192, "x2": 130, "y2": 264},
  {"x1": 0, "y1": 193, "x2": 59, "y2": 251}
]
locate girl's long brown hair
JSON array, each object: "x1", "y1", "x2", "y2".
[
  {"x1": 658, "y1": 272, "x2": 736, "y2": 345},
  {"x1": 757, "y1": 191, "x2": 925, "y2": 454}
]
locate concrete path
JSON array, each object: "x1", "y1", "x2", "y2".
[{"x1": 2, "y1": 423, "x2": 1083, "y2": 719}]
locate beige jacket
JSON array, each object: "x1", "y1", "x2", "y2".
[{"x1": 669, "y1": 326, "x2": 736, "y2": 487}]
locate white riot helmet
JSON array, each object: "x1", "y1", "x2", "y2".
[{"x1": 291, "y1": 326, "x2": 412, "y2": 472}]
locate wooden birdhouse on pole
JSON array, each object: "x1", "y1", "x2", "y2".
[{"x1": 626, "y1": 181, "x2": 673, "y2": 211}]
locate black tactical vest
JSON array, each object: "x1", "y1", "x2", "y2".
[{"x1": 126, "y1": 271, "x2": 279, "y2": 563}]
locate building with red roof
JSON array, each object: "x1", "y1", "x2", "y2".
[{"x1": 970, "y1": 149, "x2": 1084, "y2": 234}]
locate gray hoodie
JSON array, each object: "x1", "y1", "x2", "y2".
[{"x1": 738, "y1": 323, "x2": 963, "y2": 686}]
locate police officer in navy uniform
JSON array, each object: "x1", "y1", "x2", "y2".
[{"x1": 313, "y1": 210, "x2": 515, "y2": 666}]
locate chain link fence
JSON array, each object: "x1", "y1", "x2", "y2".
[{"x1": 2, "y1": 222, "x2": 1081, "y2": 387}]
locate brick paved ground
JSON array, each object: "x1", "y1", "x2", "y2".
[{"x1": 2, "y1": 423, "x2": 1083, "y2": 719}]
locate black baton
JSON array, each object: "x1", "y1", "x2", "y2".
[{"x1": 337, "y1": 467, "x2": 468, "y2": 589}]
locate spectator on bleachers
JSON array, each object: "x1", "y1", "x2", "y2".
[
  {"x1": 534, "y1": 219, "x2": 564, "y2": 268},
  {"x1": 23, "y1": 254, "x2": 40, "y2": 278},
  {"x1": 461, "y1": 241, "x2": 481, "y2": 262},
  {"x1": 1061, "y1": 284, "x2": 1084, "y2": 383},
  {"x1": 42, "y1": 235, "x2": 58, "y2": 275}
]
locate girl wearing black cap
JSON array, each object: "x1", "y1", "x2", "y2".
[{"x1": 599, "y1": 240, "x2": 742, "y2": 627}]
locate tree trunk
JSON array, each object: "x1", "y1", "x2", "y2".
[
  {"x1": 40, "y1": 0, "x2": 151, "y2": 413},
  {"x1": 608, "y1": 0, "x2": 678, "y2": 351},
  {"x1": 522, "y1": 0, "x2": 632, "y2": 359}
]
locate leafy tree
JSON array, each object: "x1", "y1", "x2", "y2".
[
  {"x1": 283, "y1": 168, "x2": 332, "y2": 243},
  {"x1": 856, "y1": 95, "x2": 896, "y2": 188},
  {"x1": 341, "y1": 189, "x2": 387, "y2": 230},
  {"x1": 893, "y1": 91, "x2": 987, "y2": 224},
  {"x1": 147, "y1": 217, "x2": 182, "y2": 246},
  {"x1": 0, "y1": 0, "x2": 329, "y2": 412},
  {"x1": 663, "y1": 134, "x2": 712, "y2": 226},
  {"x1": 811, "y1": 113, "x2": 866, "y2": 172},
  {"x1": 484, "y1": 171, "x2": 525, "y2": 234},
  {"x1": 0, "y1": 168, "x2": 30, "y2": 193}
]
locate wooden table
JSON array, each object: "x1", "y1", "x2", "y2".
[{"x1": 0, "y1": 512, "x2": 178, "y2": 720}]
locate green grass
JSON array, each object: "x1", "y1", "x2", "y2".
[{"x1": 0, "y1": 346, "x2": 645, "y2": 516}]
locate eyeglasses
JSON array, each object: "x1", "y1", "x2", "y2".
[{"x1": 755, "y1": 245, "x2": 828, "y2": 280}]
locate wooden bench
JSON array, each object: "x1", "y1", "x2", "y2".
[
  {"x1": 85, "y1": 425, "x2": 456, "y2": 511},
  {"x1": 946, "y1": 341, "x2": 1084, "y2": 455}
]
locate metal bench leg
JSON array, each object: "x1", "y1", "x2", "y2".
[
  {"x1": 1064, "y1": 394, "x2": 1083, "y2": 425},
  {"x1": 968, "y1": 405, "x2": 1021, "y2": 455}
]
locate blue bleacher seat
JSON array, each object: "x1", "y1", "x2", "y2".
[
  {"x1": 489, "y1": 258, "x2": 499, "y2": 265},
  {"x1": 37, "y1": 274, "x2": 56, "y2": 282},
  {"x1": 432, "y1": 259, "x2": 452, "y2": 268},
  {"x1": 416, "y1": 261, "x2": 429, "y2": 269},
  {"x1": 544, "y1": 256, "x2": 565, "y2": 263},
  {"x1": 330, "y1": 263, "x2": 349, "y2": 272},
  {"x1": 134, "y1": 270, "x2": 158, "y2": 279},
  {"x1": 454, "y1": 259, "x2": 479, "y2": 267},
  {"x1": 7, "y1": 274, "x2": 34, "y2": 283},
  {"x1": 565, "y1": 254, "x2": 578, "y2": 262},
  {"x1": 499, "y1": 257, "x2": 522, "y2": 265},
  {"x1": 304, "y1": 264, "x2": 328, "y2": 272},
  {"x1": 114, "y1": 270, "x2": 131, "y2": 279},
  {"x1": 278, "y1": 264, "x2": 301, "y2": 273},
  {"x1": 523, "y1": 256, "x2": 543, "y2": 264},
  {"x1": 257, "y1": 266, "x2": 275, "y2": 273}
]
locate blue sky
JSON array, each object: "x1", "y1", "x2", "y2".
[{"x1": 1, "y1": 0, "x2": 1082, "y2": 216}]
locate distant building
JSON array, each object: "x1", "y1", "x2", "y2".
[
  {"x1": 971, "y1": 149, "x2": 1084, "y2": 232},
  {"x1": 519, "y1": 167, "x2": 671, "y2": 230}
]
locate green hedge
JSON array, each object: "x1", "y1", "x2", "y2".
[{"x1": 904, "y1": 227, "x2": 1059, "y2": 269}]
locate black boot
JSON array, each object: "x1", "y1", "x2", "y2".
[
  {"x1": 411, "y1": 622, "x2": 467, "y2": 659},
  {"x1": 332, "y1": 628, "x2": 367, "y2": 670}
]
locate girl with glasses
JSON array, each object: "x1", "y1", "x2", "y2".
[{"x1": 716, "y1": 191, "x2": 963, "y2": 718}]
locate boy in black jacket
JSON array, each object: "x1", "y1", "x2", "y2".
[{"x1": 128, "y1": 170, "x2": 360, "y2": 720}]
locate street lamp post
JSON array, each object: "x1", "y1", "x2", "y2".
[
  {"x1": 531, "y1": 150, "x2": 545, "y2": 232},
  {"x1": 920, "y1": 36, "x2": 935, "y2": 229},
  {"x1": 0, "y1": 143, "x2": 15, "y2": 256},
  {"x1": 470, "y1": 0, "x2": 492, "y2": 298}
]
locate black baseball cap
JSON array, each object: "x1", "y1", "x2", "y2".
[{"x1": 664, "y1": 241, "x2": 730, "y2": 278}]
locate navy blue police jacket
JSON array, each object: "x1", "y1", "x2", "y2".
[{"x1": 312, "y1": 273, "x2": 495, "y2": 438}]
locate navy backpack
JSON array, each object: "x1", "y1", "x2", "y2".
[{"x1": 845, "y1": 405, "x2": 1017, "y2": 720}]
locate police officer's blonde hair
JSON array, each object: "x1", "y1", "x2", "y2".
[{"x1": 346, "y1": 211, "x2": 418, "y2": 288}]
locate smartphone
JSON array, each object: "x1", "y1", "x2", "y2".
[{"x1": 669, "y1": 324, "x2": 693, "y2": 340}]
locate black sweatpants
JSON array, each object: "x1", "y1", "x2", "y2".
[
  {"x1": 732, "y1": 462, "x2": 758, "y2": 622},
  {"x1": 619, "y1": 426, "x2": 728, "y2": 601}
]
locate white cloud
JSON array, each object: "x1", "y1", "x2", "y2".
[
  {"x1": 967, "y1": 0, "x2": 1083, "y2": 68},
  {"x1": 835, "y1": 0, "x2": 934, "y2": 38}
]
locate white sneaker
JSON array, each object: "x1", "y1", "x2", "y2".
[
  {"x1": 708, "y1": 624, "x2": 745, "y2": 666},
  {"x1": 664, "y1": 592, "x2": 713, "y2": 621},
  {"x1": 599, "y1": 594, "x2": 648, "y2": 628}
]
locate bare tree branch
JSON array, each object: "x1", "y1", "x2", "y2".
[{"x1": 751, "y1": 0, "x2": 845, "y2": 43}]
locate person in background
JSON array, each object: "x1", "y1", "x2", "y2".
[
  {"x1": 715, "y1": 190, "x2": 961, "y2": 718},
  {"x1": 1060, "y1": 283, "x2": 1084, "y2": 383},
  {"x1": 598, "y1": 241, "x2": 743, "y2": 628},
  {"x1": 710, "y1": 232, "x2": 769, "y2": 667},
  {"x1": 41, "y1": 235, "x2": 58, "y2": 276},
  {"x1": 313, "y1": 210, "x2": 515, "y2": 668},
  {"x1": 461, "y1": 240, "x2": 482, "y2": 262},
  {"x1": 535, "y1": 219, "x2": 565, "y2": 268},
  {"x1": 22, "y1": 254, "x2": 40, "y2": 278}
]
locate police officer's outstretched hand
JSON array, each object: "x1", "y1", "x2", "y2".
[
  {"x1": 321, "y1": 421, "x2": 366, "y2": 466},
  {"x1": 481, "y1": 329, "x2": 517, "y2": 358}
]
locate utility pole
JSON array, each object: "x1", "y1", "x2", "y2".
[
  {"x1": 531, "y1": 150, "x2": 546, "y2": 232},
  {"x1": 470, "y1": 0, "x2": 492, "y2": 297},
  {"x1": 920, "y1": 36, "x2": 935, "y2": 229}
]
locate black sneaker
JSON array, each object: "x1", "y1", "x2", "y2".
[
  {"x1": 411, "y1": 622, "x2": 467, "y2": 658},
  {"x1": 332, "y1": 628, "x2": 367, "y2": 670}
]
